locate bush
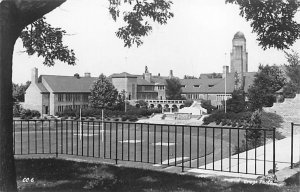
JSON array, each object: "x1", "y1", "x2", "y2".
[
  {"x1": 20, "y1": 109, "x2": 41, "y2": 119},
  {"x1": 13, "y1": 103, "x2": 22, "y2": 117}
]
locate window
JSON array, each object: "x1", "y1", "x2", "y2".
[
  {"x1": 66, "y1": 94, "x2": 72, "y2": 101},
  {"x1": 83, "y1": 94, "x2": 89, "y2": 102},
  {"x1": 181, "y1": 85, "x2": 186, "y2": 88},
  {"x1": 157, "y1": 85, "x2": 164, "y2": 90},
  {"x1": 58, "y1": 106, "x2": 64, "y2": 112},
  {"x1": 144, "y1": 86, "x2": 154, "y2": 91},
  {"x1": 208, "y1": 84, "x2": 214, "y2": 87},
  {"x1": 58, "y1": 94, "x2": 64, "y2": 102},
  {"x1": 193, "y1": 85, "x2": 200, "y2": 88},
  {"x1": 73, "y1": 94, "x2": 81, "y2": 101}
]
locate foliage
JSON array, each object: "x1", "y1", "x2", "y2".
[
  {"x1": 12, "y1": 81, "x2": 30, "y2": 102},
  {"x1": 136, "y1": 100, "x2": 148, "y2": 108},
  {"x1": 183, "y1": 100, "x2": 193, "y2": 107},
  {"x1": 55, "y1": 106, "x2": 161, "y2": 122},
  {"x1": 13, "y1": 103, "x2": 23, "y2": 117},
  {"x1": 226, "y1": 89, "x2": 246, "y2": 113},
  {"x1": 206, "y1": 73, "x2": 222, "y2": 79},
  {"x1": 226, "y1": 0, "x2": 300, "y2": 50},
  {"x1": 109, "y1": 0, "x2": 174, "y2": 47},
  {"x1": 20, "y1": 109, "x2": 41, "y2": 119},
  {"x1": 283, "y1": 50, "x2": 300, "y2": 96},
  {"x1": 248, "y1": 64, "x2": 286, "y2": 110},
  {"x1": 20, "y1": 17, "x2": 76, "y2": 66},
  {"x1": 200, "y1": 100, "x2": 217, "y2": 114},
  {"x1": 165, "y1": 78, "x2": 184, "y2": 100},
  {"x1": 89, "y1": 74, "x2": 119, "y2": 109},
  {"x1": 283, "y1": 82, "x2": 297, "y2": 98},
  {"x1": 247, "y1": 110, "x2": 263, "y2": 146},
  {"x1": 183, "y1": 75, "x2": 197, "y2": 79},
  {"x1": 202, "y1": 110, "x2": 252, "y2": 125}
]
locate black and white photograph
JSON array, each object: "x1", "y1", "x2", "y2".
[{"x1": 0, "y1": 0, "x2": 300, "y2": 191}]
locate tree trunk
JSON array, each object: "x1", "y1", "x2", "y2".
[
  {"x1": 0, "y1": 1, "x2": 66, "y2": 191},
  {"x1": 0, "y1": 2, "x2": 22, "y2": 191}
]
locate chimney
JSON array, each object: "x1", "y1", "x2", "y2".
[
  {"x1": 145, "y1": 73, "x2": 152, "y2": 82},
  {"x1": 158, "y1": 73, "x2": 160, "y2": 77},
  {"x1": 74, "y1": 73, "x2": 80, "y2": 79},
  {"x1": 222, "y1": 65, "x2": 229, "y2": 78},
  {"x1": 169, "y1": 70, "x2": 173, "y2": 79},
  {"x1": 31, "y1": 67, "x2": 38, "y2": 84},
  {"x1": 84, "y1": 72, "x2": 91, "y2": 77}
]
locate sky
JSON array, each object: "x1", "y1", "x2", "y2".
[{"x1": 12, "y1": 0, "x2": 300, "y2": 84}]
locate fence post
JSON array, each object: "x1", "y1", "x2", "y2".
[
  {"x1": 116, "y1": 122, "x2": 118, "y2": 164},
  {"x1": 273, "y1": 128, "x2": 276, "y2": 174},
  {"x1": 182, "y1": 126, "x2": 184, "y2": 172},
  {"x1": 291, "y1": 122, "x2": 294, "y2": 169},
  {"x1": 56, "y1": 120, "x2": 58, "y2": 158}
]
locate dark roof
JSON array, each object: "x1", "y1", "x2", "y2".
[
  {"x1": 42, "y1": 75, "x2": 97, "y2": 93},
  {"x1": 110, "y1": 72, "x2": 137, "y2": 78},
  {"x1": 136, "y1": 78, "x2": 153, "y2": 85},
  {"x1": 36, "y1": 78, "x2": 49, "y2": 93},
  {"x1": 180, "y1": 72, "x2": 256, "y2": 94},
  {"x1": 180, "y1": 78, "x2": 222, "y2": 93}
]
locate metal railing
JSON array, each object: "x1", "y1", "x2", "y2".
[{"x1": 13, "y1": 119, "x2": 281, "y2": 175}]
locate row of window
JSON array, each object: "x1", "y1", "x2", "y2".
[
  {"x1": 57, "y1": 93, "x2": 89, "y2": 102},
  {"x1": 57, "y1": 104, "x2": 89, "y2": 112}
]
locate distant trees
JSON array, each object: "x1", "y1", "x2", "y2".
[
  {"x1": 248, "y1": 65, "x2": 286, "y2": 110},
  {"x1": 12, "y1": 81, "x2": 30, "y2": 102},
  {"x1": 89, "y1": 74, "x2": 119, "y2": 109},
  {"x1": 165, "y1": 78, "x2": 184, "y2": 100},
  {"x1": 183, "y1": 75, "x2": 197, "y2": 79},
  {"x1": 283, "y1": 50, "x2": 300, "y2": 98},
  {"x1": 207, "y1": 73, "x2": 222, "y2": 79}
]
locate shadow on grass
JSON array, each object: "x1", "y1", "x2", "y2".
[{"x1": 16, "y1": 158, "x2": 298, "y2": 192}]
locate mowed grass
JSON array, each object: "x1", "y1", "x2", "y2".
[
  {"x1": 13, "y1": 120, "x2": 246, "y2": 169},
  {"x1": 16, "y1": 158, "x2": 300, "y2": 192}
]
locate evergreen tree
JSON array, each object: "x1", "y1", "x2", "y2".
[
  {"x1": 89, "y1": 74, "x2": 119, "y2": 109},
  {"x1": 226, "y1": 89, "x2": 246, "y2": 113},
  {"x1": 165, "y1": 78, "x2": 184, "y2": 100}
]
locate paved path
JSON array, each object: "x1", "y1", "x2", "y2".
[{"x1": 187, "y1": 134, "x2": 300, "y2": 179}]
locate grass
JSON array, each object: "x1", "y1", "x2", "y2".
[{"x1": 16, "y1": 158, "x2": 300, "y2": 192}]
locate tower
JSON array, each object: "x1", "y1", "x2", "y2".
[{"x1": 230, "y1": 31, "x2": 248, "y2": 73}]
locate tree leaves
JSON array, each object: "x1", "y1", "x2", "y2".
[
  {"x1": 20, "y1": 17, "x2": 76, "y2": 66},
  {"x1": 248, "y1": 64, "x2": 286, "y2": 110},
  {"x1": 89, "y1": 74, "x2": 119, "y2": 109},
  {"x1": 109, "y1": 0, "x2": 174, "y2": 47},
  {"x1": 165, "y1": 78, "x2": 184, "y2": 100},
  {"x1": 226, "y1": 0, "x2": 300, "y2": 50}
]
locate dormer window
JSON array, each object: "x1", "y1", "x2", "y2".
[
  {"x1": 193, "y1": 85, "x2": 200, "y2": 88},
  {"x1": 208, "y1": 84, "x2": 214, "y2": 87},
  {"x1": 181, "y1": 85, "x2": 186, "y2": 88}
]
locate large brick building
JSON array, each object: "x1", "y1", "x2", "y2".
[{"x1": 23, "y1": 31, "x2": 256, "y2": 115}]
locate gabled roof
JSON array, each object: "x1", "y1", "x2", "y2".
[
  {"x1": 36, "y1": 78, "x2": 49, "y2": 93},
  {"x1": 180, "y1": 72, "x2": 256, "y2": 94},
  {"x1": 180, "y1": 78, "x2": 222, "y2": 93},
  {"x1": 42, "y1": 75, "x2": 97, "y2": 93},
  {"x1": 110, "y1": 72, "x2": 137, "y2": 78},
  {"x1": 206, "y1": 72, "x2": 256, "y2": 94}
]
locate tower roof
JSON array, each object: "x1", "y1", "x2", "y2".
[{"x1": 233, "y1": 31, "x2": 246, "y2": 40}]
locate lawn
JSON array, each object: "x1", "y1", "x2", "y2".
[
  {"x1": 13, "y1": 120, "x2": 248, "y2": 171},
  {"x1": 16, "y1": 158, "x2": 300, "y2": 192}
]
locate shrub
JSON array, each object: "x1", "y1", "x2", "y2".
[
  {"x1": 20, "y1": 109, "x2": 41, "y2": 119},
  {"x1": 13, "y1": 103, "x2": 22, "y2": 117}
]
